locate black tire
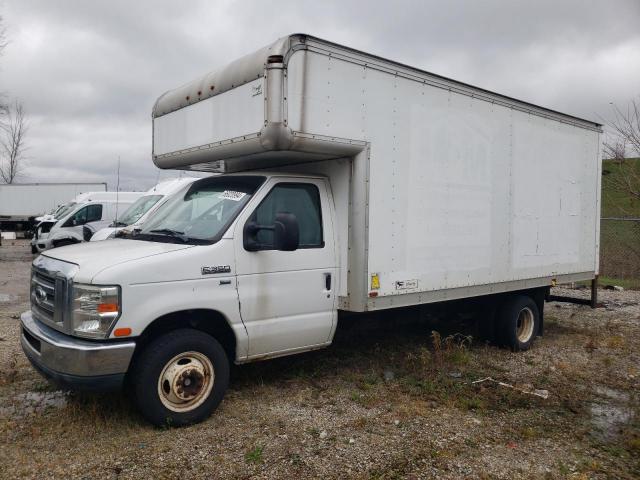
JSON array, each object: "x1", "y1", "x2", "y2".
[
  {"x1": 31, "y1": 244, "x2": 38, "y2": 254},
  {"x1": 128, "y1": 329, "x2": 229, "y2": 427},
  {"x1": 495, "y1": 295, "x2": 539, "y2": 351}
]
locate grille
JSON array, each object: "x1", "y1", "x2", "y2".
[
  {"x1": 31, "y1": 268, "x2": 66, "y2": 330},
  {"x1": 40, "y1": 222, "x2": 55, "y2": 234}
]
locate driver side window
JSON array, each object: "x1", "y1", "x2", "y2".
[
  {"x1": 249, "y1": 183, "x2": 323, "y2": 250},
  {"x1": 86, "y1": 204, "x2": 103, "y2": 223},
  {"x1": 63, "y1": 204, "x2": 102, "y2": 227}
]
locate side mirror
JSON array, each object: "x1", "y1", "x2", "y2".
[
  {"x1": 243, "y1": 212, "x2": 299, "y2": 252},
  {"x1": 82, "y1": 225, "x2": 96, "y2": 242},
  {"x1": 273, "y1": 212, "x2": 299, "y2": 251},
  {"x1": 243, "y1": 221, "x2": 260, "y2": 251}
]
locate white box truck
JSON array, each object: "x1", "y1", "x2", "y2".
[{"x1": 20, "y1": 34, "x2": 601, "y2": 426}]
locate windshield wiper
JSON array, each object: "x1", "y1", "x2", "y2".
[
  {"x1": 134, "y1": 228, "x2": 209, "y2": 245},
  {"x1": 112, "y1": 221, "x2": 128, "y2": 227},
  {"x1": 148, "y1": 228, "x2": 190, "y2": 242}
]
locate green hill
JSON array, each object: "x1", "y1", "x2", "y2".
[
  {"x1": 599, "y1": 157, "x2": 640, "y2": 288},
  {"x1": 601, "y1": 157, "x2": 640, "y2": 217}
]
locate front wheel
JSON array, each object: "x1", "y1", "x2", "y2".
[
  {"x1": 129, "y1": 329, "x2": 229, "y2": 427},
  {"x1": 496, "y1": 295, "x2": 540, "y2": 351}
]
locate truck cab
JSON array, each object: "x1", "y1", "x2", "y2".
[{"x1": 22, "y1": 172, "x2": 338, "y2": 425}]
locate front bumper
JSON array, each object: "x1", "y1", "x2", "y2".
[
  {"x1": 31, "y1": 231, "x2": 47, "y2": 249},
  {"x1": 20, "y1": 311, "x2": 136, "y2": 391}
]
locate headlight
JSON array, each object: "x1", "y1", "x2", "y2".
[{"x1": 71, "y1": 284, "x2": 121, "y2": 339}]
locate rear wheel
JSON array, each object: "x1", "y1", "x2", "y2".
[
  {"x1": 496, "y1": 295, "x2": 539, "y2": 351},
  {"x1": 129, "y1": 329, "x2": 229, "y2": 427}
]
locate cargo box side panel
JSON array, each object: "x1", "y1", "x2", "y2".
[
  {"x1": 364, "y1": 84, "x2": 600, "y2": 299},
  {"x1": 287, "y1": 49, "x2": 368, "y2": 140},
  {"x1": 153, "y1": 79, "x2": 265, "y2": 158},
  {"x1": 510, "y1": 114, "x2": 599, "y2": 273},
  {"x1": 288, "y1": 47, "x2": 600, "y2": 306},
  {"x1": 365, "y1": 77, "x2": 507, "y2": 296},
  {"x1": 0, "y1": 183, "x2": 107, "y2": 217}
]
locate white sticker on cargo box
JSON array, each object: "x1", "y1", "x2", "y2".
[
  {"x1": 395, "y1": 279, "x2": 418, "y2": 290},
  {"x1": 221, "y1": 191, "x2": 246, "y2": 201}
]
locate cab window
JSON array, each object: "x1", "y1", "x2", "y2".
[
  {"x1": 63, "y1": 204, "x2": 103, "y2": 227},
  {"x1": 250, "y1": 183, "x2": 323, "y2": 249}
]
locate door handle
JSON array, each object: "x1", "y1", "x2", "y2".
[{"x1": 324, "y1": 273, "x2": 332, "y2": 291}]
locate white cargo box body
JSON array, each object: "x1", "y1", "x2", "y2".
[
  {"x1": 0, "y1": 183, "x2": 107, "y2": 219},
  {"x1": 153, "y1": 34, "x2": 601, "y2": 312}
]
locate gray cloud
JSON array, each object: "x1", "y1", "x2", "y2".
[{"x1": 2, "y1": 0, "x2": 639, "y2": 189}]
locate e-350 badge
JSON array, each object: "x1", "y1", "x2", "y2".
[{"x1": 201, "y1": 265, "x2": 231, "y2": 275}]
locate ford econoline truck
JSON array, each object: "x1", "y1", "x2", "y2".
[{"x1": 21, "y1": 34, "x2": 601, "y2": 426}]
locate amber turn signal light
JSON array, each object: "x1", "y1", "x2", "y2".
[
  {"x1": 113, "y1": 328, "x2": 132, "y2": 337},
  {"x1": 97, "y1": 303, "x2": 118, "y2": 313}
]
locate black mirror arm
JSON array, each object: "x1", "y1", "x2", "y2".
[
  {"x1": 243, "y1": 222, "x2": 274, "y2": 251},
  {"x1": 244, "y1": 213, "x2": 299, "y2": 252}
]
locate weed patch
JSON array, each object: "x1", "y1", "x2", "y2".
[{"x1": 245, "y1": 445, "x2": 264, "y2": 464}]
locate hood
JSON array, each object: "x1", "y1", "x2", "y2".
[
  {"x1": 43, "y1": 239, "x2": 193, "y2": 282},
  {"x1": 90, "y1": 227, "x2": 118, "y2": 242}
]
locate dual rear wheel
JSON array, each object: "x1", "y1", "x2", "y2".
[{"x1": 495, "y1": 294, "x2": 540, "y2": 351}]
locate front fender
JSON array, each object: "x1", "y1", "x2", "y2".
[
  {"x1": 49, "y1": 229, "x2": 83, "y2": 243},
  {"x1": 116, "y1": 276, "x2": 247, "y2": 360}
]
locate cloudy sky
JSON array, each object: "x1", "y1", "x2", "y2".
[{"x1": 1, "y1": 0, "x2": 639, "y2": 190}]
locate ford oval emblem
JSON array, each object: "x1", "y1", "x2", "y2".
[{"x1": 35, "y1": 286, "x2": 47, "y2": 304}]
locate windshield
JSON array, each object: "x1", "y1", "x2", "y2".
[
  {"x1": 115, "y1": 195, "x2": 163, "y2": 226},
  {"x1": 135, "y1": 176, "x2": 265, "y2": 244},
  {"x1": 52, "y1": 202, "x2": 75, "y2": 218}
]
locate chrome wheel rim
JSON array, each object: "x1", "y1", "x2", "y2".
[
  {"x1": 157, "y1": 351, "x2": 214, "y2": 412},
  {"x1": 516, "y1": 307, "x2": 535, "y2": 343}
]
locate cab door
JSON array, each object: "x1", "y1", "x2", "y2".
[
  {"x1": 62, "y1": 204, "x2": 103, "y2": 237},
  {"x1": 234, "y1": 177, "x2": 337, "y2": 359}
]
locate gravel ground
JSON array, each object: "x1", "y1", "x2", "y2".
[{"x1": 0, "y1": 240, "x2": 638, "y2": 479}]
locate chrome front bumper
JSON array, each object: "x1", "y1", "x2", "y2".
[{"x1": 20, "y1": 311, "x2": 136, "y2": 390}]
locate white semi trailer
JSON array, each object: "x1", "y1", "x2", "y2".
[
  {"x1": 0, "y1": 182, "x2": 107, "y2": 233},
  {"x1": 21, "y1": 34, "x2": 601, "y2": 426}
]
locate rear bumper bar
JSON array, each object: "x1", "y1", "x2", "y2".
[{"x1": 20, "y1": 311, "x2": 136, "y2": 391}]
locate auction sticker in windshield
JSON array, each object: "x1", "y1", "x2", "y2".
[{"x1": 221, "y1": 190, "x2": 247, "y2": 201}]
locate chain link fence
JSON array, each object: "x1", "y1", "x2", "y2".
[{"x1": 599, "y1": 217, "x2": 640, "y2": 280}]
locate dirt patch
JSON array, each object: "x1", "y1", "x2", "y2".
[
  {"x1": 0, "y1": 241, "x2": 639, "y2": 479},
  {"x1": 0, "y1": 390, "x2": 69, "y2": 419}
]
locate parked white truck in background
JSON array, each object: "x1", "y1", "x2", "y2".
[
  {"x1": 21, "y1": 34, "x2": 601, "y2": 426},
  {"x1": 0, "y1": 182, "x2": 106, "y2": 234},
  {"x1": 90, "y1": 178, "x2": 199, "y2": 241},
  {"x1": 32, "y1": 191, "x2": 143, "y2": 252},
  {"x1": 30, "y1": 193, "x2": 100, "y2": 253}
]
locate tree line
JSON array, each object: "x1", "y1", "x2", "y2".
[{"x1": 0, "y1": 15, "x2": 27, "y2": 184}]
